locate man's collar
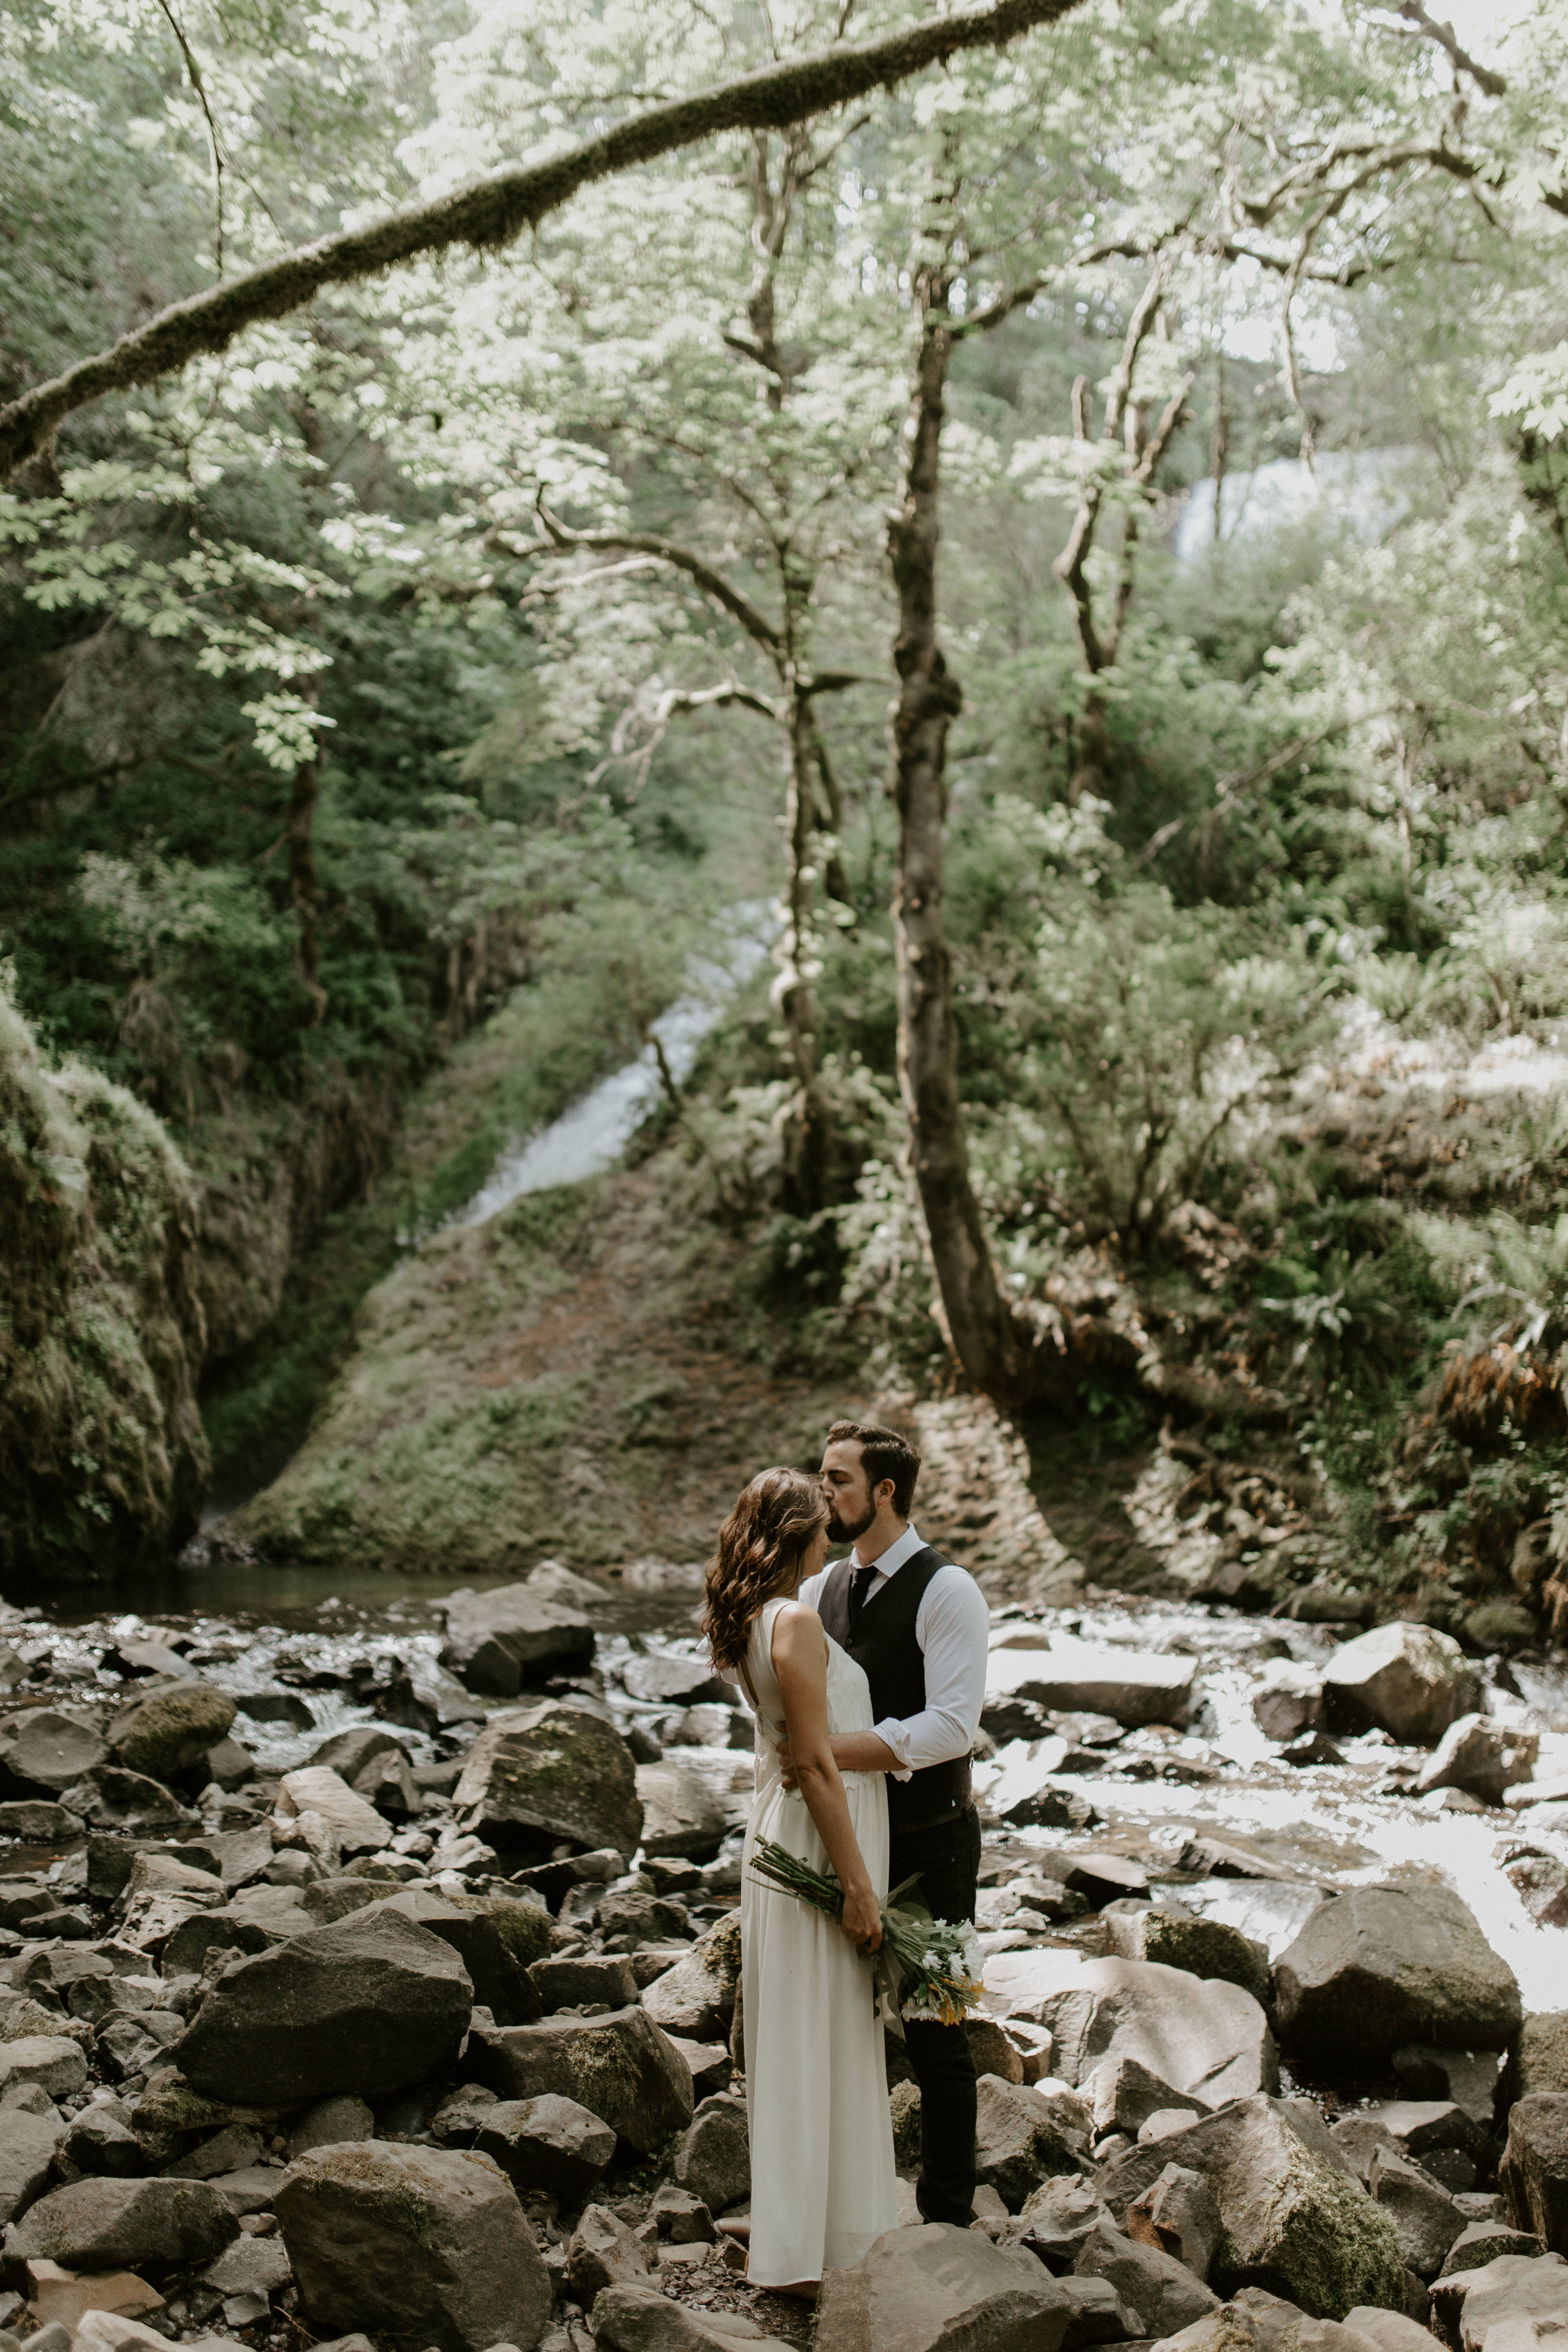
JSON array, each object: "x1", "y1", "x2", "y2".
[{"x1": 849, "y1": 1522, "x2": 924, "y2": 1578}]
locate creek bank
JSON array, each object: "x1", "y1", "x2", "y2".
[{"x1": 0, "y1": 1570, "x2": 1560, "y2": 2352}]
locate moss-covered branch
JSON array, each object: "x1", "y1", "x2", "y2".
[{"x1": 0, "y1": 0, "x2": 1084, "y2": 482}]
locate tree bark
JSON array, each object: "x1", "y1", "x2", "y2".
[
  {"x1": 886, "y1": 276, "x2": 1025, "y2": 1403},
  {"x1": 286, "y1": 751, "x2": 326, "y2": 1025}
]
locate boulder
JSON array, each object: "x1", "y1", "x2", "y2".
[
  {"x1": 166, "y1": 2123, "x2": 266, "y2": 2179},
  {"x1": 974, "y1": 2076, "x2": 1089, "y2": 2211},
  {"x1": 0, "y1": 1713, "x2": 109, "y2": 1798},
  {"x1": 173, "y1": 1907, "x2": 473, "y2": 2106},
  {"x1": 1430, "y1": 2253, "x2": 1568, "y2": 2352},
  {"x1": 1413, "y1": 1719, "x2": 1537, "y2": 1809},
  {"x1": 1500, "y1": 2095, "x2": 1568, "y2": 2254},
  {"x1": 1369, "y1": 2147, "x2": 1466, "y2": 2279},
  {"x1": 648, "y1": 2184, "x2": 716, "y2": 2244},
  {"x1": 1098, "y1": 2095, "x2": 1406, "y2": 2318},
  {"x1": 619, "y1": 1655, "x2": 731, "y2": 1708},
  {"x1": 1346, "y1": 2310, "x2": 1460, "y2": 2352},
  {"x1": 0, "y1": 2108, "x2": 65, "y2": 2221},
  {"x1": 468, "y1": 2006, "x2": 693, "y2": 2154},
  {"x1": 672, "y1": 2094, "x2": 749, "y2": 2212},
  {"x1": 1273, "y1": 1884, "x2": 1521, "y2": 2065},
  {"x1": 306, "y1": 1727, "x2": 411, "y2": 1783},
  {"x1": 592, "y1": 2283, "x2": 774, "y2": 2352},
  {"x1": 62, "y1": 1771, "x2": 192, "y2": 1833},
  {"x1": 1009, "y1": 2177, "x2": 1108, "y2": 2272},
  {"x1": 440, "y1": 1586, "x2": 596, "y2": 1696},
  {"x1": 981, "y1": 1950, "x2": 1276, "y2": 2107},
  {"x1": 111, "y1": 1686, "x2": 237, "y2": 1784},
  {"x1": 815, "y1": 2220, "x2": 1070, "y2": 2352},
  {"x1": 640, "y1": 1914, "x2": 741, "y2": 2040},
  {"x1": 287, "y1": 2094, "x2": 374, "y2": 2158},
  {"x1": 200, "y1": 2228, "x2": 292, "y2": 2323},
  {"x1": 1127, "y1": 2163, "x2": 1224, "y2": 2281},
  {"x1": 1516, "y1": 2018, "x2": 1568, "y2": 2102},
  {"x1": 635, "y1": 1765, "x2": 728, "y2": 1862},
  {"x1": 1152, "y1": 2294, "x2": 1398, "y2": 2352},
  {"x1": 1321, "y1": 1626, "x2": 1478, "y2": 1747},
  {"x1": 567, "y1": 2203, "x2": 654, "y2": 2299},
  {"x1": 1073, "y1": 2217, "x2": 1221, "y2": 2336},
  {"x1": 357, "y1": 1891, "x2": 541, "y2": 2025},
  {"x1": 1253, "y1": 1669, "x2": 1325, "y2": 1746},
  {"x1": 453, "y1": 1702, "x2": 642, "y2": 1863},
  {"x1": 1440, "y1": 2225, "x2": 1544, "y2": 2276},
  {"x1": 527, "y1": 1954, "x2": 639, "y2": 2013},
  {"x1": 274, "y1": 2140, "x2": 551, "y2": 2352},
  {"x1": 276, "y1": 1768, "x2": 391, "y2": 1856},
  {"x1": 0, "y1": 2039, "x2": 86, "y2": 2099},
  {"x1": 1100, "y1": 1909, "x2": 1271, "y2": 2007},
  {"x1": 0, "y1": 1801, "x2": 84, "y2": 1842},
  {"x1": 4, "y1": 2176, "x2": 238, "y2": 2270},
  {"x1": 984, "y1": 1642, "x2": 1197, "y2": 1730},
  {"x1": 1085, "y1": 2056, "x2": 1210, "y2": 2142},
  {"x1": 473, "y1": 2095, "x2": 617, "y2": 2200}
]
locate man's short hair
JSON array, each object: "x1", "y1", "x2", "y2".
[{"x1": 825, "y1": 1420, "x2": 922, "y2": 1518}]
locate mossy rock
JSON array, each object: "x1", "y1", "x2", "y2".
[
  {"x1": 890, "y1": 2078, "x2": 922, "y2": 2173},
  {"x1": 112, "y1": 1683, "x2": 237, "y2": 1783},
  {"x1": 1124, "y1": 1908, "x2": 1272, "y2": 2008}
]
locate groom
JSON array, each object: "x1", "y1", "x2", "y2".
[{"x1": 784, "y1": 1419, "x2": 990, "y2": 2228}]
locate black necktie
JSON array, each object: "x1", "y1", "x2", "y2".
[{"x1": 847, "y1": 1561, "x2": 876, "y2": 1636}]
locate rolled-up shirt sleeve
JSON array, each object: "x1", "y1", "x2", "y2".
[{"x1": 872, "y1": 1566, "x2": 991, "y2": 1781}]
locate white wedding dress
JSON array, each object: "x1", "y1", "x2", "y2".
[{"x1": 739, "y1": 1596, "x2": 900, "y2": 2286}]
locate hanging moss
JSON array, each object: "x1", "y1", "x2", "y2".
[{"x1": 0, "y1": 971, "x2": 208, "y2": 1585}]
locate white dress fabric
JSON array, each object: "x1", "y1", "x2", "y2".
[{"x1": 739, "y1": 1597, "x2": 900, "y2": 2285}]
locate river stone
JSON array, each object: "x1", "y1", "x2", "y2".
[
  {"x1": 1273, "y1": 1884, "x2": 1521, "y2": 2064},
  {"x1": 274, "y1": 2140, "x2": 551, "y2": 2352},
  {"x1": 1127, "y1": 2163, "x2": 1224, "y2": 2281},
  {"x1": 984, "y1": 1642, "x2": 1197, "y2": 1729},
  {"x1": 1369, "y1": 2146, "x2": 1466, "y2": 2278},
  {"x1": 1413, "y1": 1718, "x2": 1538, "y2": 1808},
  {"x1": 1429, "y1": 2252, "x2": 1568, "y2": 2352},
  {"x1": 591, "y1": 2283, "x2": 772, "y2": 2352},
  {"x1": 111, "y1": 1686, "x2": 237, "y2": 1785},
  {"x1": 672, "y1": 2093, "x2": 749, "y2": 2212},
  {"x1": 473, "y1": 2095, "x2": 617, "y2": 2200},
  {"x1": 641, "y1": 1913, "x2": 742, "y2": 2040},
  {"x1": 440, "y1": 1586, "x2": 596, "y2": 1696},
  {"x1": 974, "y1": 2075, "x2": 1087, "y2": 2210},
  {"x1": 1321, "y1": 1625, "x2": 1478, "y2": 1747},
  {"x1": 0, "y1": 2107, "x2": 65, "y2": 2220},
  {"x1": 453, "y1": 1702, "x2": 642, "y2": 1862},
  {"x1": 1098, "y1": 2095, "x2": 1406, "y2": 2319},
  {"x1": 0, "y1": 1800, "x2": 84, "y2": 1842},
  {"x1": 1101, "y1": 1908, "x2": 1271, "y2": 2006},
  {"x1": 527, "y1": 1953, "x2": 639, "y2": 2013},
  {"x1": 4, "y1": 2175, "x2": 239, "y2": 2270},
  {"x1": 620, "y1": 1654, "x2": 731, "y2": 1708},
  {"x1": 276, "y1": 1768, "x2": 390, "y2": 1856},
  {"x1": 356, "y1": 1891, "x2": 541, "y2": 2025},
  {"x1": 980, "y1": 1950, "x2": 1276, "y2": 2106},
  {"x1": 1010, "y1": 2176, "x2": 1109, "y2": 2272},
  {"x1": 0, "y1": 1712, "x2": 110, "y2": 1798},
  {"x1": 568, "y1": 2202, "x2": 654, "y2": 2298},
  {"x1": 635, "y1": 1764, "x2": 728, "y2": 1862},
  {"x1": 1084, "y1": 2055, "x2": 1211, "y2": 2140},
  {"x1": 0, "y1": 2038, "x2": 87, "y2": 2098},
  {"x1": 306, "y1": 1727, "x2": 409, "y2": 1782},
  {"x1": 173, "y1": 1907, "x2": 472, "y2": 2105},
  {"x1": 1516, "y1": 2018, "x2": 1568, "y2": 2100},
  {"x1": 1073, "y1": 2216, "x2": 1221, "y2": 2336},
  {"x1": 1253, "y1": 1668, "x2": 1326, "y2": 1745},
  {"x1": 287, "y1": 2094, "x2": 374, "y2": 2158},
  {"x1": 1500, "y1": 2095, "x2": 1568, "y2": 2254},
  {"x1": 815, "y1": 2220, "x2": 1071, "y2": 2352},
  {"x1": 468, "y1": 2005, "x2": 693, "y2": 2154}
]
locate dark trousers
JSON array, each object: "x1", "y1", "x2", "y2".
[{"x1": 887, "y1": 1804, "x2": 982, "y2": 2227}]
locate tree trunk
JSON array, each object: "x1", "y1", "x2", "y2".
[
  {"x1": 1067, "y1": 684, "x2": 1111, "y2": 804},
  {"x1": 286, "y1": 750, "x2": 327, "y2": 1025},
  {"x1": 774, "y1": 690, "x2": 829, "y2": 1213},
  {"x1": 886, "y1": 281, "x2": 1024, "y2": 1402}
]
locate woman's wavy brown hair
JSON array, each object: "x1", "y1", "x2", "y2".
[{"x1": 701, "y1": 1467, "x2": 829, "y2": 1673}]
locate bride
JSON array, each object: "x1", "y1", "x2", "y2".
[{"x1": 701, "y1": 1467, "x2": 900, "y2": 2298}]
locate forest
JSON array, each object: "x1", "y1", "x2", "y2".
[{"x1": 6, "y1": 0, "x2": 1568, "y2": 1639}]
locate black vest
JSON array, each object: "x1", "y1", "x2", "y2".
[{"x1": 818, "y1": 1544, "x2": 973, "y2": 1835}]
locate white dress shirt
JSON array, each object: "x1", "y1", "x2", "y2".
[{"x1": 798, "y1": 1523, "x2": 990, "y2": 1781}]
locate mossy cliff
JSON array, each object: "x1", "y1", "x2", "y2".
[{"x1": 0, "y1": 974, "x2": 208, "y2": 1583}]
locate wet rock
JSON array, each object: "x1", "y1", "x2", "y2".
[
  {"x1": 620, "y1": 1655, "x2": 731, "y2": 1708},
  {"x1": 174, "y1": 1907, "x2": 473, "y2": 2105},
  {"x1": 0, "y1": 2108, "x2": 65, "y2": 2219},
  {"x1": 357, "y1": 1890, "x2": 541, "y2": 2025},
  {"x1": 1369, "y1": 2146, "x2": 1466, "y2": 2279},
  {"x1": 441, "y1": 1586, "x2": 596, "y2": 1697},
  {"x1": 111, "y1": 1686, "x2": 237, "y2": 1786},
  {"x1": 984, "y1": 1642, "x2": 1197, "y2": 1730},
  {"x1": 1413, "y1": 1719, "x2": 1538, "y2": 1809},
  {"x1": 1321, "y1": 1626, "x2": 1478, "y2": 1747},
  {"x1": 1065, "y1": 1854, "x2": 1149, "y2": 1905},
  {"x1": 287, "y1": 2094, "x2": 374, "y2": 2158},
  {"x1": 1253, "y1": 1670, "x2": 1325, "y2": 1745},
  {"x1": 1515, "y1": 2018, "x2": 1568, "y2": 2101},
  {"x1": 0, "y1": 1713, "x2": 109, "y2": 1798},
  {"x1": 1101, "y1": 1907, "x2": 1271, "y2": 2007},
  {"x1": 672, "y1": 2094, "x2": 749, "y2": 2212},
  {"x1": 816, "y1": 2219, "x2": 1071, "y2": 2352},
  {"x1": 1098, "y1": 2095, "x2": 1406, "y2": 2318},
  {"x1": 453, "y1": 1702, "x2": 642, "y2": 1863},
  {"x1": 306, "y1": 1727, "x2": 408, "y2": 1783},
  {"x1": 1085, "y1": 2056, "x2": 1211, "y2": 2142},
  {"x1": 527, "y1": 1955, "x2": 639, "y2": 2013},
  {"x1": 1439, "y1": 2224, "x2": 1544, "y2": 2275},
  {"x1": 998, "y1": 1781, "x2": 1101, "y2": 1833},
  {"x1": 567, "y1": 2203, "x2": 653, "y2": 2298},
  {"x1": 641, "y1": 1913, "x2": 742, "y2": 2041},
  {"x1": 1127, "y1": 2163, "x2": 1224, "y2": 2281},
  {"x1": 981, "y1": 1950, "x2": 1276, "y2": 2107},
  {"x1": 274, "y1": 2140, "x2": 551, "y2": 2352},
  {"x1": 0, "y1": 1802, "x2": 83, "y2": 1842},
  {"x1": 635, "y1": 1765, "x2": 728, "y2": 1862},
  {"x1": 1074, "y1": 2216, "x2": 1221, "y2": 2334},
  {"x1": 1274, "y1": 1884, "x2": 1521, "y2": 2065},
  {"x1": 468, "y1": 2006, "x2": 694, "y2": 2154},
  {"x1": 472, "y1": 2095, "x2": 616, "y2": 2200},
  {"x1": 4, "y1": 2175, "x2": 238, "y2": 2270},
  {"x1": 276, "y1": 1768, "x2": 391, "y2": 1856},
  {"x1": 1430, "y1": 2252, "x2": 1568, "y2": 2352},
  {"x1": 1503, "y1": 1853, "x2": 1568, "y2": 1929},
  {"x1": 1500, "y1": 2096, "x2": 1568, "y2": 2255}
]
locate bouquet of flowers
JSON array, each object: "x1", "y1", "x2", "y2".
[{"x1": 748, "y1": 1837, "x2": 986, "y2": 2027}]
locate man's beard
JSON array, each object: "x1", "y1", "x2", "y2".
[{"x1": 826, "y1": 1499, "x2": 876, "y2": 1544}]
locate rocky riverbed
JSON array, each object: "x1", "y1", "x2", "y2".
[{"x1": 0, "y1": 1565, "x2": 1563, "y2": 2352}]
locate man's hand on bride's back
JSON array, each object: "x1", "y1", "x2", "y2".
[{"x1": 775, "y1": 1732, "x2": 800, "y2": 1791}]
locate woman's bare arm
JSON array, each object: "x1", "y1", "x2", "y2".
[{"x1": 771, "y1": 1604, "x2": 883, "y2": 1953}]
